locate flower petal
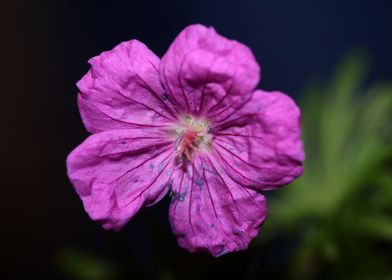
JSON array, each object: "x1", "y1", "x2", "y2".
[
  {"x1": 77, "y1": 40, "x2": 176, "y2": 133},
  {"x1": 169, "y1": 155, "x2": 267, "y2": 257},
  {"x1": 160, "y1": 24, "x2": 260, "y2": 115},
  {"x1": 66, "y1": 129, "x2": 175, "y2": 230},
  {"x1": 212, "y1": 90, "x2": 304, "y2": 190}
]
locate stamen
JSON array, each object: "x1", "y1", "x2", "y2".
[{"x1": 171, "y1": 115, "x2": 213, "y2": 163}]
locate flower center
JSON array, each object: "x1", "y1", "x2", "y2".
[{"x1": 171, "y1": 115, "x2": 213, "y2": 163}]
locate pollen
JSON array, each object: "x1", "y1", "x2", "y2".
[{"x1": 171, "y1": 115, "x2": 213, "y2": 162}]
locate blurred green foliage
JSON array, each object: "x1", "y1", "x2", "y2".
[
  {"x1": 266, "y1": 52, "x2": 392, "y2": 279},
  {"x1": 54, "y1": 248, "x2": 116, "y2": 280}
]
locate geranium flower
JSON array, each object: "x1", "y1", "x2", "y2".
[{"x1": 67, "y1": 24, "x2": 304, "y2": 257}]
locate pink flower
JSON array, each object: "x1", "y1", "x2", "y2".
[{"x1": 67, "y1": 24, "x2": 304, "y2": 257}]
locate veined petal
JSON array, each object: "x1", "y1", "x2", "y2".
[
  {"x1": 160, "y1": 24, "x2": 260, "y2": 115},
  {"x1": 212, "y1": 90, "x2": 304, "y2": 190},
  {"x1": 168, "y1": 155, "x2": 267, "y2": 257},
  {"x1": 77, "y1": 40, "x2": 176, "y2": 133},
  {"x1": 66, "y1": 129, "x2": 175, "y2": 230}
]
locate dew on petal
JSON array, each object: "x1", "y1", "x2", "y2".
[
  {"x1": 157, "y1": 163, "x2": 164, "y2": 172},
  {"x1": 195, "y1": 177, "x2": 204, "y2": 190},
  {"x1": 171, "y1": 190, "x2": 187, "y2": 202}
]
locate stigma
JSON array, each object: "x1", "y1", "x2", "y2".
[{"x1": 171, "y1": 115, "x2": 213, "y2": 162}]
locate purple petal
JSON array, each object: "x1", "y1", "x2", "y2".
[
  {"x1": 212, "y1": 90, "x2": 304, "y2": 190},
  {"x1": 77, "y1": 40, "x2": 177, "y2": 133},
  {"x1": 160, "y1": 24, "x2": 260, "y2": 115},
  {"x1": 169, "y1": 155, "x2": 267, "y2": 257},
  {"x1": 66, "y1": 129, "x2": 175, "y2": 230}
]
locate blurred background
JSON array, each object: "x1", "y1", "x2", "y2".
[{"x1": 1, "y1": 0, "x2": 391, "y2": 279}]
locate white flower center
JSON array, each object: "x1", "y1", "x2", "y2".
[{"x1": 171, "y1": 115, "x2": 213, "y2": 162}]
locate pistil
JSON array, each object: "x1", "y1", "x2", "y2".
[{"x1": 172, "y1": 115, "x2": 213, "y2": 163}]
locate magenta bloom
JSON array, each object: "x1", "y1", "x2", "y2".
[{"x1": 67, "y1": 24, "x2": 304, "y2": 256}]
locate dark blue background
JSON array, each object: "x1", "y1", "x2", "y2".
[{"x1": 69, "y1": 0, "x2": 392, "y2": 94}]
